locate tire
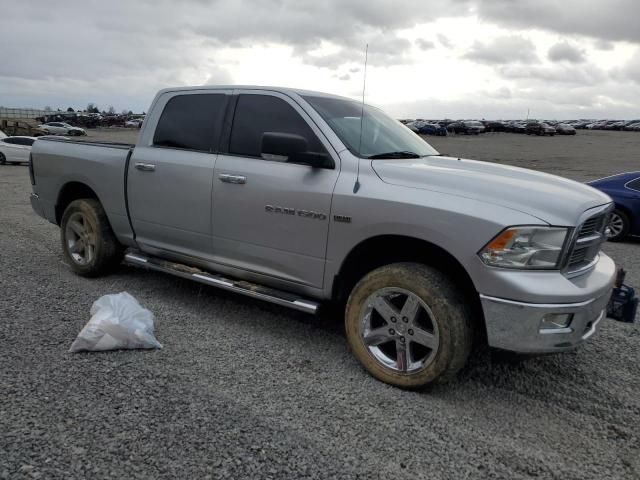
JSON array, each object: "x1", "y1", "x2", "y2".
[
  {"x1": 345, "y1": 262, "x2": 473, "y2": 389},
  {"x1": 607, "y1": 209, "x2": 630, "y2": 242},
  {"x1": 60, "y1": 198, "x2": 124, "y2": 277},
  {"x1": 0, "y1": 153, "x2": 6, "y2": 165}
]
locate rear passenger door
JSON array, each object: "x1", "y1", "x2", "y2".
[
  {"x1": 128, "y1": 90, "x2": 230, "y2": 259},
  {"x1": 211, "y1": 91, "x2": 339, "y2": 288}
]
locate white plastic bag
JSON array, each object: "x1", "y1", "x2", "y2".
[{"x1": 69, "y1": 292, "x2": 162, "y2": 353}]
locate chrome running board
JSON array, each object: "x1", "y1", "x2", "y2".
[{"x1": 124, "y1": 252, "x2": 320, "y2": 314}]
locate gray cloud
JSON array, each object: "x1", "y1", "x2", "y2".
[
  {"x1": 594, "y1": 39, "x2": 615, "y2": 51},
  {"x1": 620, "y1": 49, "x2": 640, "y2": 84},
  {"x1": 476, "y1": 0, "x2": 640, "y2": 44},
  {"x1": 0, "y1": 0, "x2": 638, "y2": 119},
  {"x1": 548, "y1": 42, "x2": 586, "y2": 63},
  {"x1": 499, "y1": 64, "x2": 606, "y2": 85},
  {"x1": 463, "y1": 36, "x2": 539, "y2": 65},
  {"x1": 437, "y1": 34, "x2": 453, "y2": 49},
  {"x1": 416, "y1": 39, "x2": 435, "y2": 50}
]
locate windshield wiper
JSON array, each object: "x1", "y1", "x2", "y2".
[{"x1": 367, "y1": 151, "x2": 421, "y2": 159}]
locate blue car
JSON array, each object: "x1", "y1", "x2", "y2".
[
  {"x1": 413, "y1": 122, "x2": 447, "y2": 136},
  {"x1": 588, "y1": 172, "x2": 640, "y2": 241}
]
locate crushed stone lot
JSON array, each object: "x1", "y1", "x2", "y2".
[{"x1": 1, "y1": 130, "x2": 639, "y2": 479}]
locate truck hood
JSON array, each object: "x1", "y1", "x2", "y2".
[{"x1": 372, "y1": 156, "x2": 611, "y2": 226}]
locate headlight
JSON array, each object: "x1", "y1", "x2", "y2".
[{"x1": 479, "y1": 226, "x2": 568, "y2": 269}]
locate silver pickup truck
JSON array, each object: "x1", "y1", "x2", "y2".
[{"x1": 30, "y1": 86, "x2": 616, "y2": 388}]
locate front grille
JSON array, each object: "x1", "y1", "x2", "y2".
[
  {"x1": 565, "y1": 212, "x2": 608, "y2": 275},
  {"x1": 578, "y1": 215, "x2": 606, "y2": 238}
]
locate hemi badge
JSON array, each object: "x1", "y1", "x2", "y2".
[{"x1": 334, "y1": 215, "x2": 351, "y2": 223}]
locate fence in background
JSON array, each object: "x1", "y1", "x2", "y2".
[{"x1": 0, "y1": 107, "x2": 50, "y2": 120}]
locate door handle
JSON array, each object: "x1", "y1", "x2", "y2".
[
  {"x1": 219, "y1": 174, "x2": 246, "y2": 184},
  {"x1": 134, "y1": 162, "x2": 156, "y2": 172}
]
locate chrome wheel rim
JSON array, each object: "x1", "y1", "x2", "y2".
[
  {"x1": 65, "y1": 212, "x2": 96, "y2": 265},
  {"x1": 360, "y1": 287, "x2": 439, "y2": 373},
  {"x1": 607, "y1": 212, "x2": 624, "y2": 238}
]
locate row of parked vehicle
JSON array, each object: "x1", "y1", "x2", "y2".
[
  {"x1": 402, "y1": 118, "x2": 640, "y2": 136},
  {"x1": 577, "y1": 120, "x2": 640, "y2": 131}
]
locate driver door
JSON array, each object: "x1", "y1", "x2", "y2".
[{"x1": 211, "y1": 91, "x2": 340, "y2": 288}]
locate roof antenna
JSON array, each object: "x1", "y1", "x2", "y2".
[{"x1": 353, "y1": 43, "x2": 368, "y2": 194}]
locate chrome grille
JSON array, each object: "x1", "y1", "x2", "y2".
[
  {"x1": 578, "y1": 215, "x2": 605, "y2": 238},
  {"x1": 565, "y1": 212, "x2": 608, "y2": 275}
]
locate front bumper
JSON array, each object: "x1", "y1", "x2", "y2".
[{"x1": 480, "y1": 254, "x2": 615, "y2": 353}]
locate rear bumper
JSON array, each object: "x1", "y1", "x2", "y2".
[{"x1": 480, "y1": 253, "x2": 615, "y2": 353}]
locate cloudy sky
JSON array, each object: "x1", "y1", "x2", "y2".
[{"x1": 1, "y1": 0, "x2": 639, "y2": 119}]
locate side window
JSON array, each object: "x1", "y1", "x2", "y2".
[
  {"x1": 229, "y1": 94, "x2": 326, "y2": 159},
  {"x1": 18, "y1": 138, "x2": 35, "y2": 146},
  {"x1": 627, "y1": 177, "x2": 640, "y2": 192},
  {"x1": 4, "y1": 138, "x2": 17, "y2": 144},
  {"x1": 153, "y1": 93, "x2": 228, "y2": 152}
]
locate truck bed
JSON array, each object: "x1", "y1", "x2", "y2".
[{"x1": 30, "y1": 137, "x2": 135, "y2": 245}]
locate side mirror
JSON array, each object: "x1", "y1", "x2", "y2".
[{"x1": 261, "y1": 132, "x2": 331, "y2": 168}]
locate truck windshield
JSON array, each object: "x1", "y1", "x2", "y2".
[{"x1": 303, "y1": 96, "x2": 439, "y2": 158}]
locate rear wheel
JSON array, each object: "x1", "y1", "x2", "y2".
[
  {"x1": 0, "y1": 153, "x2": 6, "y2": 165},
  {"x1": 345, "y1": 263, "x2": 473, "y2": 389},
  {"x1": 60, "y1": 199, "x2": 124, "y2": 277},
  {"x1": 607, "y1": 209, "x2": 630, "y2": 242}
]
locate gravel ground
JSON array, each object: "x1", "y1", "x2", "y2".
[{"x1": 1, "y1": 131, "x2": 639, "y2": 479}]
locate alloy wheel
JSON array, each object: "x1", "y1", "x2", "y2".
[
  {"x1": 360, "y1": 287, "x2": 439, "y2": 373},
  {"x1": 65, "y1": 211, "x2": 97, "y2": 265},
  {"x1": 607, "y1": 212, "x2": 625, "y2": 238}
]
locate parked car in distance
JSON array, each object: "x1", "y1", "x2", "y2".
[
  {"x1": 506, "y1": 121, "x2": 527, "y2": 134},
  {"x1": 412, "y1": 121, "x2": 447, "y2": 136},
  {"x1": 482, "y1": 121, "x2": 506, "y2": 132},
  {"x1": 125, "y1": 119, "x2": 143, "y2": 128},
  {"x1": 404, "y1": 122, "x2": 419, "y2": 133},
  {"x1": 38, "y1": 122, "x2": 86, "y2": 136},
  {"x1": 526, "y1": 122, "x2": 556, "y2": 136},
  {"x1": 588, "y1": 172, "x2": 640, "y2": 241},
  {"x1": 447, "y1": 120, "x2": 484, "y2": 135},
  {"x1": 0, "y1": 136, "x2": 36, "y2": 164},
  {"x1": 555, "y1": 123, "x2": 576, "y2": 135}
]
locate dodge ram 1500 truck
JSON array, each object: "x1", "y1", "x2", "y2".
[{"x1": 29, "y1": 86, "x2": 616, "y2": 388}]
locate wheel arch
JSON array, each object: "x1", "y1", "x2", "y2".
[
  {"x1": 332, "y1": 234, "x2": 485, "y2": 338},
  {"x1": 55, "y1": 181, "x2": 101, "y2": 225},
  {"x1": 613, "y1": 202, "x2": 632, "y2": 219}
]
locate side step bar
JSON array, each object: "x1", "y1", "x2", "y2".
[{"x1": 124, "y1": 252, "x2": 320, "y2": 314}]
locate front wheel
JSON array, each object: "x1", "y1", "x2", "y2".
[
  {"x1": 0, "y1": 153, "x2": 6, "y2": 165},
  {"x1": 60, "y1": 198, "x2": 124, "y2": 277},
  {"x1": 345, "y1": 263, "x2": 473, "y2": 389}
]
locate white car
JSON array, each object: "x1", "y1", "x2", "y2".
[
  {"x1": 38, "y1": 122, "x2": 86, "y2": 136},
  {"x1": 0, "y1": 136, "x2": 36, "y2": 164},
  {"x1": 124, "y1": 119, "x2": 143, "y2": 128}
]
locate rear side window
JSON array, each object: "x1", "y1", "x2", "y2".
[
  {"x1": 154, "y1": 94, "x2": 228, "y2": 152},
  {"x1": 229, "y1": 94, "x2": 325, "y2": 158},
  {"x1": 628, "y1": 177, "x2": 640, "y2": 192}
]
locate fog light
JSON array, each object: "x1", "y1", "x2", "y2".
[{"x1": 539, "y1": 313, "x2": 573, "y2": 333}]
